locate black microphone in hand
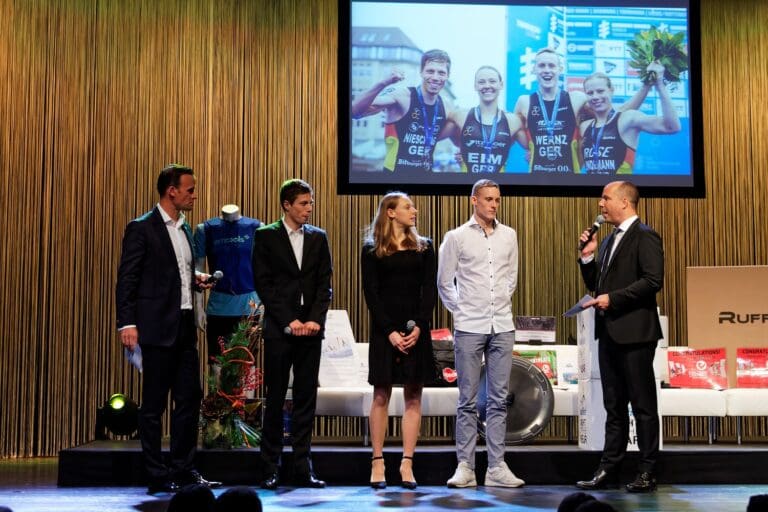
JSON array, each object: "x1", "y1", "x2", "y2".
[
  {"x1": 284, "y1": 326, "x2": 293, "y2": 335},
  {"x1": 578, "y1": 215, "x2": 605, "y2": 250},
  {"x1": 207, "y1": 270, "x2": 224, "y2": 285},
  {"x1": 404, "y1": 320, "x2": 416, "y2": 334}
]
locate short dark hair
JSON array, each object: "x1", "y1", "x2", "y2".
[
  {"x1": 280, "y1": 179, "x2": 313, "y2": 210},
  {"x1": 157, "y1": 164, "x2": 194, "y2": 197},
  {"x1": 214, "y1": 486, "x2": 262, "y2": 512},
  {"x1": 615, "y1": 180, "x2": 639, "y2": 208},
  {"x1": 168, "y1": 483, "x2": 215, "y2": 512},
  {"x1": 558, "y1": 492, "x2": 597, "y2": 512},
  {"x1": 471, "y1": 178, "x2": 500, "y2": 197},
  {"x1": 748, "y1": 494, "x2": 768, "y2": 512},
  {"x1": 573, "y1": 500, "x2": 617, "y2": 512},
  {"x1": 421, "y1": 49, "x2": 451, "y2": 74}
]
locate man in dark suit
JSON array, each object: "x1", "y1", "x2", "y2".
[
  {"x1": 576, "y1": 180, "x2": 664, "y2": 493},
  {"x1": 116, "y1": 164, "x2": 221, "y2": 495},
  {"x1": 252, "y1": 179, "x2": 333, "y2": 489}
]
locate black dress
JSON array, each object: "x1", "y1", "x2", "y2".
[{"x1": 361, "y1": 240, "x2": 437, "y2": 386}]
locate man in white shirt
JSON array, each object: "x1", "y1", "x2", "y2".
[{"x1": 437, "y1": 179, "x2": 524, "y2": 488}]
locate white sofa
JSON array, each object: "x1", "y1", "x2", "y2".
[
  {"x1": 316, "y1": 343, "x2": 764, "y2": 445},
  {"x1": 725, "y1": 389, "x2": 768, "y2": 444},
  {"x1": 315, "y1": 342, "x2": 581, "y2": 444},
  {"x1": 657, "y1": 347, "x2": 728, "y2": 443}
]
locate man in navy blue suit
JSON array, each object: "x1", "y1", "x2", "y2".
[
  {"x1": 252, "y1": 179, "x2": 333, "y2": 490},
  {"x1": 116, "y1": 164, "x2": 221, "y2": 495},
  {"x1": 576, "y1": 180, "x2": 664, "y2": 493}
]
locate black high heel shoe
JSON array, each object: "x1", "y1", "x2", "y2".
[
  {"x1": 370, "y1": 456, "x2": 386, "y2": 489},
  {"x1": 400, "y1": 455, "x2": 417, "y2": 490}
]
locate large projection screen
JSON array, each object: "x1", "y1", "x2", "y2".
[{"x1": 338, "y1": 0, "x2": 704, "y2": 197}]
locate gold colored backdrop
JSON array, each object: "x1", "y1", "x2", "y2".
[{"x1": 0, "y1": 0, "x2": 766, "y2": 458}]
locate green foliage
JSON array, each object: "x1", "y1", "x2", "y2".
[
  {"x1": 627, "y1": 26, "x2": 688, "y2": 85},
  {"x1": 200, "y1": 307, "x2": 264, "y2": 449},
  {"x1": 209, "y1": 319, "x2": 253, "y2": 395}
]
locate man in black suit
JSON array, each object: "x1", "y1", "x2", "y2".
[
  {"x1": 576, "y1": 181, "x2": 664, "y2": 493},
  {"x1": 116, "y1": 164, "x2": 221, "y2": 495},
  {"x1": 252, "y1": 179, "x2": 333, "y2": 489}
]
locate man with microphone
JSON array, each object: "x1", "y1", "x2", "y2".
[
  {"x1": 116, "y1": 164, "x2": 221, "y2": 494},
  {"x1": 251, "y1": 179, "x2": 333, "y2": 490},
  {"x1": 576, "y1": 180, "x2": 664, "y2": 493}
]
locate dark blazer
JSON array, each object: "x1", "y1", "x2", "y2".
[
  {"x1": 251, "y1": 219, "x2": 333, "y2": 339},
  {"x1": 580, "y1": 218, "x2": 664, "y2": 344},
  {"x1": 116, "y1": 206, "x2": 195, "y2": 347}
]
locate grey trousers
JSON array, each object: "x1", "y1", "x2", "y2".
[{"x1": 454, "y1": 329, "x2": 515, "y2": 468}]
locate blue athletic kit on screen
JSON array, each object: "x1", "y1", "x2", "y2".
[
  {"x1": 460, "y1": 108, "x2": 512, "y2": 173},
  {"x1": 384, "y1": 87, "x2": 446, "y2": 173},
  {"x1": 526, "y1": 90, "x2": 579, "y2": 173}
]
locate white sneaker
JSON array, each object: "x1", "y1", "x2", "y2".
[
  {"x1": 447, "y1": 461, "x2": 477, "y2": 488},
  {"x1": 484, "y1": 462, "x2": 525, "y2": 488}
]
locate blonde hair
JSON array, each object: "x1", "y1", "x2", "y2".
[
  {"x1": 364, "y1": 192, "x2": 426, "y2": 258},
  {"x1": 583, "y1": 72, "x2": 614, "y2": 91}
]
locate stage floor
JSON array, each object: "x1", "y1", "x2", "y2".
[
  {"x1": 2, "y1": 458, "x2": 768, "y2": 512},
  {"x1": 58, "y1": 441, "x2": 768, "y2": 487}
]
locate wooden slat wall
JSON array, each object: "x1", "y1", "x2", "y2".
[{"x1": 0, "y1": 0, "x2": 766, "y2": 458}]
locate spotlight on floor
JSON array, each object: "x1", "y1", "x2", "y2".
[{"x1": 95, "y1": 393, "x2": 139, "y2": 440}]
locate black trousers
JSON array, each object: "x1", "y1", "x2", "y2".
[
  {"x1": 260, "y1": 334, "x2": 322, "y2": 477},
  {"x1": 139, "y1": 311, "x2": 202, "y2": 482},
  {"x1": 205, "y1": 314, "x2": 243, "y2": 359},
  {"x1": 598, "y1": 334, "x2": 659, "y2": 474}
]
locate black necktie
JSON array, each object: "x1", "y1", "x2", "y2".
[{"x1": 598, "y1": 228, "x2": 621, "y2": 290}]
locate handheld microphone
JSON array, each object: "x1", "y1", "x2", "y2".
[
  {"x1": 578, "y1": 215, "x2": 605, "y2": 250},
  {"x1": 284, "y1": 326, "x2": 293, "y2": 335},
  {"x1": 404, "y1": 320, "x2": 416, "y2": 334},
  {"x1": 207, "y1": 270, "x2": 224, "y2": 285}
]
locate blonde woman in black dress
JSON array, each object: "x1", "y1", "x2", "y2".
[{"x1": 362, "y1": 192, "x2": 436, "y2": 490}]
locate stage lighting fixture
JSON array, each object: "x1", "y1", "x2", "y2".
[{"x1": 95, "y1": 393, "x2": 139, "y2": 439}]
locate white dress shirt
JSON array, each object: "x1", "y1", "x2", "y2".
[
  {"x1": 437, "y1": 216, "x2": 518, "y2": 334},
  {"x1": 581, "y1": 214, "x2": 638, "y2": 265},
  {"x1": 158, "y1": 204, "x2": 194, "y2": 310},
  {"x1": 283, "y1": 218, "x2": 305, "y2": 304},
  {"x1": 283, "y1": 220, "x2": 305, "y2": 269}
]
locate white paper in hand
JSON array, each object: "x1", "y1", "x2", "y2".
[
  {"x1": 124, "y1": 345, "x2": 143, "y2": 372},
  {"x1": 563, "y1": 294, "x2": 594, "y2": 317}
]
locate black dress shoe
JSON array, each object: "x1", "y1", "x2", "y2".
[
  {"x1": 295, "y1": 472, "x2": 326, "y2": 488},
  {"x1": 179, "y1": 470, "x2": 222, "y2": 489},
  {"x1": 626, "y1": 472, "x2": 657, "y2": 493},
  {"x1": 576, "y1": 469, "x2": 620, "y2": 490},
  {"x1": 261, "y1": 472, "x2": 280, "y2": 490},
  {"x1": 147, "y1": 479, "x2": 180, "y2": 495}
]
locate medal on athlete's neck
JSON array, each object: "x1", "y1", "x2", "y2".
[
  {"x1": 475, "y1": 106, "x2": 500, "y2": 153},
  {"x1": 537, "y1": 86, "x2": 561, "y2": 138}
]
